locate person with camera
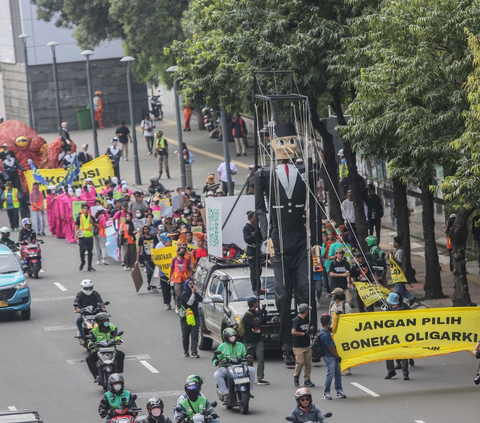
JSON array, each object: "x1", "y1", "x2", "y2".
[{"x1": 292, "y1": 304, "x2": 315, "y2": 388}]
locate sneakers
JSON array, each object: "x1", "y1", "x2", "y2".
[
  {"x1": 410, "y1": 297, "x2": 416, "y2": 306},
  {"x1": 294, "y1": 376, "x2": 299, "y2": 387},
  {"x1": 125, "y1": 158, "x2": 128, "y2": 161},
  {"x1": 124, "y1": 267, "x2": 130, "y2": 271},
  {"x1": 236, "y1": 153, "x2": 241, "y2": 157},
  {"x1": 243, "y1": 153, "x2": 247, "y2": 156},
  {"x1": 148, "y1": 151, "x2": 152, "y2": 155},
  {"x1": 94, "y1": 376, "x2": 100, "y2": 383},
  {"x1": 249, "y1": 393, "x2": 255, "y2": 399},
  {"x1": 191, "y1": 353, "x2": 200, "y2": 359},
  {"x1": 394, "y1": 363, "x2": 402, "y2": 370},
  {"x1": 221, "y1": 394, "x2": 229, "y2": 403},
  {"x1": 322, "y1": 393, "x2": 332, "y2": 400},
  {"x1": 336, "y1": 391, "x2": 347, "y2": 399},
  {"x1": 79, "y1": 264, "x2": 84, "y2": 271},
  {"x1": 385, "y1": 371, "x2": 397, "y2": 379},
  {"x1": 183, "y1": 352, "x2": 189, "y2": 357},
  {"x1": 326, "y1": 293, "x2": 332, "y2": 298},
  {"x1": 304, "y1": 380, "x2": 315, "y2": 387},
  {"x1": 96, "y1": 260, "x2": 101, "y2": 265},
  {"x1": 342, "y1": 369, "x2": 352, "y2": 376},
  {"x1": 147, "y1": 285, "x2": 152, "y2": 291},
  {"x1": 258, "y1": 379, "x2": 270, "y2": 385},
  {"x1": 404, "y1": 375, "x2": 410, "y2": 380},
  {"x1": 165, "y1": 304, "x2": 172, "y2": 310},
  {"x1": 102, "y1": 260, "x2": 109, "y2": 265},
  {"x1": 88, "y1": 267, "x2": 96, "y2": 272}
]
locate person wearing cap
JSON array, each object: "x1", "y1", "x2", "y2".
[
  {"x1": 291, "y1": 304, "x2": 315, "y2": 388},
  {"x1": 361, "y1": 183, "x2": 384, "y2": 242},
  {"x1": 445, "y1": 213, "x2": 456, "y2": 272},
  {"x1": 392, "y1": 236, "x2": 415, "y2": 306},
  {"x1": 155, "y1": 131, "x2": 170, "y2": 178},
  {"x1": 82, "y1": 178, "x2": 96, "y2": 207},
  {"x1": 78, "y1": 144, "x2": 92, "y2": 166},
  {"x1": 385, "y1": 292, "x2": 410, "y2": 380},
  {"x1": 115, "y1": 121, "x2": 132, "y2": 161},
  {"x1": 1, "y1": 181, "x2": 21, "y2": 231},
  {"x1": 107, "y1": 138, "x2": 122, "y2": 179},
  {"x1": 337, "y1": 149, "x2": 349, "y2": 198},
  {"x1": 93, "y1": 91, "x2": 105, "y2": 129},
  {"x1": 350, "y1": 252, "x2": 377, "y2": 312},
  {"x1": 243, "y1": 297, "x2": 269, "y2": 385},
  {"x1": 329, "y1": 248, "x2": 352, "y2": 305},
  {"x1": 217, "y1": 160, "x2": 238, "y2": 195},
  {"x1": 0, "y1": 142, "x2": 16, "y2": 161},
  {"x1": 94, "y1": 206, "x2": 108, "y2": 265}
]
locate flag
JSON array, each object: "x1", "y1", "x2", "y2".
[
  {"x1": 27, "y1": 159, "x2": 50, "y2": 187},
  {"x1": 56, "y1": 153, "x2": 81, "y2": 190}
]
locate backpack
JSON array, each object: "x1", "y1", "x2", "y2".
[
  {"x1": 312, "y1": 331, "x2": 327, "y2": 362},
  {"x1": 188, "y1": 151, "x2": 195, "y2": 163},
  {"x1": 237, "y1": 310, "x2": 252, "y2": 337},
  {"x1": 329, "y1": 300, "x2": 346, "y2": 315}
]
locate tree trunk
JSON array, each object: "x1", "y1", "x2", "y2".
[
  {"x1": 194, "y1": 105, "x2": 205, "y2": 130},
  {"x1": 330, "y1": 90, "x2": 368, "y2": 252},
  {"x1": 392, "y1": 177, "x2": 417, "y2": 283},
  {"x1": 450, "y1": 207, "x2": 474, "y2": 306},
  {"x1": 309, "y1": 99, "x2": 342, "y2": 225},
  {"x1": 420, "y1": 183, "x2": 444, "y2": 299}
]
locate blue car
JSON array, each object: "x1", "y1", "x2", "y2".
[{"x1": 0, "y1": 245, "x2": 31, "y2": 320}]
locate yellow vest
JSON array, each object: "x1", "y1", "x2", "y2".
[
  {"x1": 9, "y1": 188, "x2": 20, "y2": 209},
  {"x1": 80, "y1": 214, "x2": 93, "y2": 238}
]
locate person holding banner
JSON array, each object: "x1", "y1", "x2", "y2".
[
  {"x1": 392, "y1": 237, "x2": 416, "y2": 307},
  {"x1": 136, "y1": 225, "x2": 156, "y2": 291},
  {"x1": 155, "y1": 234, "x2": 173, "y2": 310},
  {"x1": 75, "y1": 203, "x2": 97, "y2": 272},
  {"x1": 107, "y1": 138, "x2": 122, "y2": 179},
  {"x1": 350, "y1": 252, "x2": 377, "y2": 313},
  {"x1": 169, "y1": 247, "x2": 192, "y2": 311},
  {"x1": 120, "y1": 212, "x2": 137, "y2": 271}
]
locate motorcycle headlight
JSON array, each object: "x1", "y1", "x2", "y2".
[
  {"x1": 86, "y1": 322, "x2": 93, "y2": 329},
  {"x1": 234, "y1": 315, "x2": 240, "y2": 323},
  {"x1": 14, "y1": 281, "x2": 28, "y2": 289},
  {"x1": 105, "y1": 365, "x2": 113, "y2": 372},
  {"x1": 234, "y1": 367, "x2": 244, "y2": 376}
]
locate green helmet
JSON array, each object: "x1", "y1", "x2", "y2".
[
  {"x1": 222, "y1": 327, "x2": 238, "y2": 342},
  {"x1": 186, "y1": 374, "x2": 204, "y2": 387},
  {"x1": 365, "y1": 235, "x2": 378, "y2": 248}
]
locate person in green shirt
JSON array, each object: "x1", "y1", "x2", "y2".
[
  {"x1": 174, "y1": 381, "x2": 218, "y2": 423},
  {"x1": 213, "y1": 328, "x2": 256, "y2": 402},
  {"x1": 98, "y1": 374, "x2": 137, "y2": 419}
]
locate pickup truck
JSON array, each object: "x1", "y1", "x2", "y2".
[
  {"x1": 0, "y1": 410, "x2": 43, "y2": 422},
  {"x1": 193, "y1": 257, "x2": 283, "y2": 350}
]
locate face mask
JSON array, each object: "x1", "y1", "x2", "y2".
[
  {"x1": 228, "y1": 336, "x2": 236, "y2": 343},
  {"x1": 113, "y1": 383, "x2": 122, "y2": 391},
  {"x1": 179, "y1": 252, "x2": 185, "y2": 258},
  {"x1": 136, "y1": 213, "x2": 142, "y2": 218},
  {"x1": 103, "y1": 321, "x2": 110, "y2": 327},
  {"x1": 151, "y1": 408, "x2": 162, "y2": 417}
]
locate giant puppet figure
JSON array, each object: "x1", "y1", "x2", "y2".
[{"x1": 255, "y1": 123, "x2": 318, "y2": 366}]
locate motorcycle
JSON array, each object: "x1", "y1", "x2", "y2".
[
  {"x1": 150, "y1": 94, "x2": 164, "y2": 121},
  {"x1": 285, "y1": 412, "x2": 333, "y2": 422},
  {"x1": 175, "y1": 401, "x2": 218, "y2": 423},
  {"x1": 17, "y1": 239, "x2": 44, "y2": 279},
  {"x1": 74, "y1": 301, "x2": 110, "y2": 350},
  {"x1": 214, "y1": 354, "x2": 252, "y2": 415},
  {"x1": 88, "y1": 331, "x2": 124, "y2": 390},
  {"x1": 105, "y1": 397, "x2": 140, "y2": 423},
  {"x1": 202, "y1": 107, "x2": 215, "y2": 132}
]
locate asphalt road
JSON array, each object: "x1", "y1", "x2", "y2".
[{"x1": 0, "y1": 113, "x2": 478, "y2": 422}]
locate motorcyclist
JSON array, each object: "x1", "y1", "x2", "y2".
[
  {"x1": 86, "y1": 312, "x2": 125, "y2": 382},
  {"x1": 174, "y1": 381, "x2": 219, "y2": 423},
  {"x1": 366, "y1": 235, "x2": 387, "y2": 286},
  {"x1": 148, "y1": 176, "x2": 167, "y2": 195},
  {"x1": 18, "y1": 218, "x2": 37, "y2": 244},
  {"x1": 0, "y1": 226, "x2": 16, "y2": 251},
  {"x1": 98, "y1": 373, "x2": 137, "y2": 420},
  {"x1": 73, "y1": 280, "x2": 106, "y2": 344},
  {"x1": 289, "y1": 388, "x2": 329, "y2": 423},
  {"x1": 213, "y1": 327, "x2": 255, "y2": 403},
  {"x1": 136, "y1": 397, "x2": 172, "y2": 423},
  {"x1": 175, "y1": 375, "x2": 206, "y2": 410}
]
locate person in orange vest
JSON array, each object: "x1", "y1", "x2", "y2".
[
  {"x1": 188, "y1": 234, "x2": 207, "y2": 271},
  {"x1": 444, "y1": 213, "x2": 456, "y2": 273},
  {"x1": 29, "y1": 182, "x2": 45, "y2": 236},
  {"x1": 230, "y1": 113, "x2": 248, "y2": 157},
  {"x1": 93, "y1": 91, "x2": 105, "y2": 129},
  {"x1": 119, "y1": 212, "x2": 137, "y2": 271},
  {"x1": 75, "y1": 203, "x2": 97, "y2": 272},
  {"x1": 184, "y1": 106, "x2": 193, "y2": 131},
  {"x1": 1, "y1": 181, "x2": 21, "y2": 231},
  {"x1": 169, "y1": 246, "x2": 192, "y2": 311}
]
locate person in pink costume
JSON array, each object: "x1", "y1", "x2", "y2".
[
  {"x1": 62, "y1": 188, "x2": 75, "y2": 243},
  {"x1": 82, "y1": 182, "x2": 96, "y2": 207},
  {"x1": 55, "y1": 190, "x2": 66, "y2": 239},
  {"x1": 46, "y1": 186, "x2": 57, "y2": 236}
]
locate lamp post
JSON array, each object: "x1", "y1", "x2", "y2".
[
  {"x1": 166, "y1": 66, "x2": 187, "y2": 188},
  {"x1": 47, "y1": 41, "x2": 62, "y2": 136},
  {"x1": 80, "y1": 50, "x2": 99, "y2": 158},
  {"x1": 120, "y1": 56, "x2": 141, "y2": 185},
  {"x1": 220, "y1": 108, "x2": 233, "y2": 195},
  {"x1": 18, "y1": 34, "x2": 33, "y2": 129}
]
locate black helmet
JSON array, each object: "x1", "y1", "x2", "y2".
[
  {"x1": 95, "y1": 312, "x2": 110, "y2": 324},
  {"x1": 150, "y1": 176, "x2": 159, "y2": 183},
  {"x1": 146, "y1": 397, "x2": 164, "y2": 418},
  {"x1": 222, "y1": 327, "x2": 238, "y2": 343},
  {"x1": 185, "y1": 381, "x2": 201, "y2": 402},
  {"x1": 108, "y1": 373, "x2": 124, "y2": 393}
]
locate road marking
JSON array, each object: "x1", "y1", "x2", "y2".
[
  {"x1": 350, "y1": 382, "x2": 380, "y2": 397},
  {"x1": 135, "y1": 391, "x2": 184, "y2": 399},
  {"x1": 415, "y1": 421, "x2": 426, "y2": 423},
  {"x1": 8, "y1": 406, "x2": 17, "y2": 411},
  {"x1": 140, "y1": 360, "x2": 159, "y2": 373},
  {"x1": 32, "y1": 295, "x2": 75, "y2": 302},
  {"x1": 54, "y1": 282, "x2": 67, "y2": 291},
  {"x1": 44, "y1": 325, "x2": 76, "y2": 331},
  {"x1": 67, "y1": 354, "x2": 151, "y2": 364}
]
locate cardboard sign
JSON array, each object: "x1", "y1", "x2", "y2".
[
  {"x1": 151, "y1": 246, "x2": 176, "y2": 278},
  {"x1": 131, "y1": 263, "x2": 144, "y2": 293},
  {"x1": 72, "y1": 201, "x2": 84, "y2": 220}
]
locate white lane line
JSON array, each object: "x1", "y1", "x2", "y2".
[
  {"x1": 54, "y1": 282, "x2": 67, "y2": 291},
  {"x1": 415, "y1": 421, "x2": 426, "y2": 423},
  {"x1": 8, "y1": 406, "x2": 17, "y2": 411},
  {"x1": 33, "y1": 295, "x2": 75, "y2": 302},
  {"x1": 44, "y1": 325, "x2": 76, "y2": 331},
  {"x1": 140, "y1": 360, "x2": 159, "y2": 374},
  {"x1": 351, "y1": 382, "x2": 380, "y2": 397},
  {"x1": 136, "y1": 391, "x2": 184, "y2": 399}
]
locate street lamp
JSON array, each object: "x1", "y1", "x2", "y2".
[
  {"x1": 47, "y1": 41, "x2": 62, "y2": 136},
  {"x1": 120, "y1": 56, "x2": 141, "y2": 185},
  {"x1": 80, "y1": 50, "x2": 99, "y2": 158},
  {"x1": 18, "y1": 34, "x2": 33, "y2": 129},
  {"x1": 166, "y1": 65, "x2": 187, "y2": 188}
]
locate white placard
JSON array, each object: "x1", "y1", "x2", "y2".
[{"x1": 206, "y1": 198, "x2": 223, "y2": 258}]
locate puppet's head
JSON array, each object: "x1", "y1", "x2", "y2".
[{"x1": 271, "y1": 123, "x2": 298, "y2": 160}]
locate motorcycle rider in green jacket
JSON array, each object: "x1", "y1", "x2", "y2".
[{"x1": 98, "y1": 374, "x2": 137, "y2": 420}]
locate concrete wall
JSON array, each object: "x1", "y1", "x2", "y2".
[
  {"x1": 0, "y1": 62, "x2": 29, "y2": 122},
  {"x1": 29, "y1": 58, "x2": 148, "y2": 133}
]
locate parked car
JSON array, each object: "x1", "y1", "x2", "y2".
[
  {"x1": 0, "y1": 410, "x2": 43, "y2": 422},
  {"x1": 194, "y1": 257, "x2": 286, "y2": 350},
  {"x1": 0, "y1": 244, "x2": 31, "y2": 320}
]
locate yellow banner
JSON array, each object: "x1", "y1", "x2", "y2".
[
  {"x1": 151, "y1": 246, "x2": 176, "y2": 278},
  {"x1": 390, "y1": 256, "x2": 407, "y2": 283},
  {"x1": 353, "y1": 281, "x2": 391, "y2": 307},
  {"x1": 24, "y1": 155, "x2": 114, "y2": 192},
  {"x1": 333, "y1": 307, "x2": 480, "y2": 371}
]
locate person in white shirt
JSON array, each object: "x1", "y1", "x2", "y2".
[
  {"x1": 341, "y1": 190, "x2": 357, "y2": 246},
  {"x1": 140, "y1": 114, "x2": 155, "y2": 155},
  {"x1": 217, "y1": 161, "x2": 238, "y2": 195}
]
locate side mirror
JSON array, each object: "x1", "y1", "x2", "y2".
[
  {"x1": 131, "y1": 394, "x2": 137, "y2": 401},
  {"x1": 104, "y1": 301, "x2": 110, "y2": 306},
  {"x1": 324, "y1": 412, "x2": 333, "y2": 418},
  {"x1": 210, "y1": 401, "x2": 217, "y2": 408},
  {"x1": 117, "y1": 331, "x2": 124, "y2": 336},
  {"x1": 213, "y1": 350, "x2": 221, "y2": 356},
  {"x1": 175, "y1": 406, "x2": 183, "y2": 413},
  {"x1": 212, "y1": 294, "x2": 223, "y2": 303}
]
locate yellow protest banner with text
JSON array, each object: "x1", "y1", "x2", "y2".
[
  {"x1": 389, "y1": 256, "x2": 407, "y2": 283},
  {"x1": 24, "y1": 155, "x2": 114, "y2": 192},
  {"x1": 333, "y1": 307, "x2": 480, "y2": 371},
  {"x1": 353, "y1": 282, "x2": 391, "y2": 307},
  {"x1": 151, "y1": 246, "x2": 176, "y2": 278}
]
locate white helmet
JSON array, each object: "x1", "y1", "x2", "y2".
[
  {"x1": 80, "y1": 279, "x2": 94, "y2": 296},
  {"x1": 0, "y1": 227, "x2": 10, "y2": 238},
  {"x1": 338, "y1": 149, "x2": 344, "y2": 157}
]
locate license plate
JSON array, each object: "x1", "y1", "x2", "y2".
[
  {"x1": 0, "y1": 300, "x2": 7, "y2": 307},
  {"x1": 264, "y1": 333, "x2": 279, "y2": 340},
  {"x1": 234, "y1": 377, "x2": 250, "y2": 385}
]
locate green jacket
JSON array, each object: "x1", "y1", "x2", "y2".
[
  {"x1": 180, "y1": 395, "x2": 207, "y2": 418},
  {"x1": 212, "y1": 341, "x2": 246, "y2": 366},
  {"x1": 88, "y1": 324, "x2": 122, "y2": 351}
]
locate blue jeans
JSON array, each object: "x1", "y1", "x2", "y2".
[
  {"x1": 76, "y1": 314, "x2": 84, "y2": 337},
  {"x1": 214, "y1": 366, "x2": 255, "y2": 395},
  {"x1": 395, "y1": 282, "x2": 414, "y2": 302},
  {"x1": 323, "y1": 355, "x2": 342, "y2": 394}
]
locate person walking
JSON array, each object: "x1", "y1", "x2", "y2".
[
  {"x1": 230, "y1": 113, "x2": 248, "y2": 157},
  {"x1": 29, "y1": 182, "x2": 45, "y2": 236},
  {"x1": 75, "y1": 203, "x2": 97, "y2": 272},
  {"x1": 445, "y1": 213, "x2": 456, "y2": 272},
  {"x1": 350, "y1": 251, "x2": 377, "y2": 313},
  {"x1": 155, "y1": 131, "x2": 170, "y2": 179},
  {"x1": 1, "y1": 181, "x2": 21, "y2": 230},
  {"x1": 392, "y1": 236, "x2": 416, "y2": 306},
  {"x1": 94, "y1": 206, "x2": 108, "y2": 265},
  {"x1": 78, "y1": 144, "x2": 92, "y2": 166},
  {"x1": 93, "y1": 91, "x2": 105, "y2": 129},
  {"x1": 136, "y1": 225, "x2": 156, "y2": 291},
  {"x1": 3, "y1": 153, "x2": 25, "y2": 190},
  {"x1": 362, "y1": 184, "x2": 384, "y2": 242},
  {"x1": 184, "y1": 106, "x2": 193, "y2": 131},
  {"x1": 328, "y1": 249, "x2": 352, "y2": 305},
  {"x1": 141, "y1": 114, "x2": 155, "y2": 155},
  {"x1": 319, "y1": 314, "x2": 346, "y2": 400},
  {"x1": 120, "y1": 212, "x2": 137, "y2": 270},
  {"x1": 341, "y1": 190, "x2": 357, "y2": 246},
  {"x1": 472, "y1": 209, "x2": 480, "y2": 273},
  {"x1": 169, "y1": 247, "x2": 193, "y2": 310},
  {"x1": 291, "y1": 304, "x2": 315, "y2": 388},
  {"x1": 243, "y1": 211, "x2": 262, "y2": 295},
  {"x1": 217, "y1": 161, "x2": 237, "y2": 195},
  {"x1": 156, "y1": 234, "x2": 173, "y2": 310},
  {"x1": 115, "y1": 121, "x2": 132, "y2": 161},
  {"x1": 328, "y1": 288, "x2": 352, "y2": 376},
  {"x1": 180, "y1": 279, "x2": 205, "y2": 358},
  {"x1": 107, "y1": 138, "x2": 122, "y2": 179},
  {"x1": 243, "y1": 297, "x2": 270, "y2": 385}
]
